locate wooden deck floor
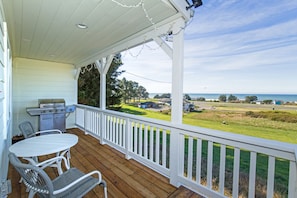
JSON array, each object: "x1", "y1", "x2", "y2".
[{"x1": 8, "y1": 128, "x2": 204, "y2": 198}]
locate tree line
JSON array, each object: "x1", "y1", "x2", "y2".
[
  {"x1": 121, "y1": 77, "x2": 149, "y2": 104},
  {"x1": 217, "y1": 94, "x2": 272, "y2": 104},
  {"x1": 78, "y1": 54, "x2": 148, "y2": 107},
  {"x1": 218, "y1": 94, "x2": 258, "y2": 103}
]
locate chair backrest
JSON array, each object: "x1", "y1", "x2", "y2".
[
  {"x1": 18, "y1": 121, "x2": 35, "y2": 138},
  {"x1": 9, "y1": 153, "x2": 54, "y2": 197}
]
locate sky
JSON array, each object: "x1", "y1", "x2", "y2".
[{"x1": 119, "y1": 0, "x2": 297, "y2": 94}]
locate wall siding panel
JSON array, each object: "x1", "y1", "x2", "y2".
[
  {"x1": 12, "y1": 58, "x2": 77, "y2": 135},
  {"x1": 0, "y1": 0, "x2": 10, "y2": 190}
]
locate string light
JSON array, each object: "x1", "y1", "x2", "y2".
[
  {"x1": 126, "y1": 41, "x2": 145, "y2": 57},
  {"x1": 80, "y1": 1, "x2": 199, "y2": 85},
  {"x1": 80, "y1": 1, "x2": 199, "y2": 70},
  {"x1": 122, "y1": 38, "x2": 165, "y2": 58},
  {"x1": 109, "y1": 0, "x2": 195, "y2": 59},
  {"x1": 80, "y1": 63, "x2": 96, "y2": 74},
  {"x1": 141, "y1": 2, "x2": 155, "y2": 28},
  {"x1": 171, "y1": 17, "x2": 194, "y2": 36},
  {"x1": 111, "y1": 0, "x2": 156, "y2": 30},
  {"x1": 111, "y1": 0, "x2": 143, "y2": 8},
  {"x1": 144, "y1": 43, "x2": 161, "y2": 51}
]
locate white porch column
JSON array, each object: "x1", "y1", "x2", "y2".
[
  {"x1": 95, "y1": 55, "x2": 114, "y2": 110},
  {"x1": 95, "y1": 55, "x2": 113, "y2": 144},
  {"x1": 169, "y1": 17, "x2": 186, "y2": 187},
  {"x1": 100, "y1": 65, "x2": 107, "y2": 110},
  {"x1": 171, "y1": 18, "x2": 185, "y2": 124},
  {"x1": 95, "y1": 59, "x2": 106, "y2": 110}
]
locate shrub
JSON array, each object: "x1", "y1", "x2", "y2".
[{"x1": 246, "y1": 111, "x2": 297, "y2": 123}]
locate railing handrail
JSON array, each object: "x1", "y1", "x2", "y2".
[
  {"x1": 75, "y1": 104, "x2": 297, "y2": 197},
  {"x1": 75, "y1": 104, "x2": 174, "y2": 128},
  {"x1": 176, "y1": 123, "x2": 297, "y2": 161},
  {"x1": 75, "y1": 104, "x2": 297, "y2": 162}
]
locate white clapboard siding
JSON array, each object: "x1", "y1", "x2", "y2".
[
  {"x1": 0, "y1": 1, "x2": 13, "y2": 187},
  {"x1": 0, "y1": 2, "x2": 6, "y2": 184},
  {"x1": 12, "y1": 58, "x2": 77, "y2": 135}
]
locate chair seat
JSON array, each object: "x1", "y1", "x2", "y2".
[
  {"x1": 52, "y1": 168, "x2": 99, "y2": 198},
  {"x1": 9, "y1": 151, "x2": 107, "y2": 198}
]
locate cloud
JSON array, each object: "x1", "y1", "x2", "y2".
[
  {"x1": 120, "y1": 0, "x2": 297, "y2": 94},
  {"x1": 187, "y1": 1, "x2": 297, "y2": 36},
  {"x1": 183, "y1": 1, "x2": 297, "y2": 72}
]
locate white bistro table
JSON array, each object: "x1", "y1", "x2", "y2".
[{"x1": 9, "y1": 134, "x2": 78, "y2": 173}]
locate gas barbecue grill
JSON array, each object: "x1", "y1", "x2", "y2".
[{"x1": 26, "y1": 99, "x2": 66, "y2": 132}]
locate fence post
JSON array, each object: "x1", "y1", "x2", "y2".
[
  {"x1": 83, "y1": 108, "x2": 88, "y2": 135},
  {"x1": 288, "y1": 147, "x2": 297, "y2": 198},
  {"x1": 169, "y1": 128, "x2": 180, "y2": 186},
  {"x1": 100, "y1": 111, "x2": 106, "y2": 145},
  {"x1": 125, "y1": 118, "x2": 131, "y2": 160}
]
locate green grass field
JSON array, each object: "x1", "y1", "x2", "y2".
[{"x1": 120, "y1": 102, "x2": 297, "y2": 144}]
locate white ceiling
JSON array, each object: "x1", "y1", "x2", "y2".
[{"x1": 3, "y1": 0, "x2": 190, "y2": 68}]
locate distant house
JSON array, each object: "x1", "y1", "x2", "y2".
[
  {"x1": 273, "y1": 100, "x2": 283, "y2": 105},
  {"x1": 183, "y1": 103, "x2": 195, "y2": 112},
  {"x1": 159, "y1": 98, "x2": 171, "y2": 106},
  {"x1": 138, "y1": 102, "x2": 157, "y2": 109}
]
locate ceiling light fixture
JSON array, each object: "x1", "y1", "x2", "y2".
[
  {"x1": 76, "y1": 23, "x2": 88, "y2": 29},
  {"x1": 186, "y1": 0, "x2": 203, "y2": 10}
]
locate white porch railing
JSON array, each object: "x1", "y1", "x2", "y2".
[{"x1": 75, "y1": 104, "x2": 297, "y2": 198}]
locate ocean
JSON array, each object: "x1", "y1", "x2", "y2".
[{"x1": 149, "y1": 93, "x2": 297, "y2": 102}]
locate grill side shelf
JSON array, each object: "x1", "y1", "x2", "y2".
[{"x1": 26, "y1": 107, "x2": 56, "y2": 116}]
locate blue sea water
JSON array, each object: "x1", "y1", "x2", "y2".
[{"x1": 149, "y1": 93, "x2": 297, "y2": 102}]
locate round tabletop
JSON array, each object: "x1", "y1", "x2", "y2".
[{"x1": 9, "y1": 133, "x2": 78, "y2": 157}]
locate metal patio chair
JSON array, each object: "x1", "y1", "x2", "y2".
[
  {"x1": 18, "y1": 121, "x2": 62, "y2": 138},
  {"x1": 18, "y1": 121, "x2": 71, "y2": 168},
  {"x1": 9, "y1": 152, "x2": 107, "y2": 198}
]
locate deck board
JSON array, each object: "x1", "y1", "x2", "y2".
[{"x1": 8, "y1": 128, "x2": 204, "y2": 198}]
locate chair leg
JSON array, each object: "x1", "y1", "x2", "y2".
[
  {"x1": 28, "y1": 189, "x2": 36, "y2": 198},
  {"x1": 100, "y1": 180, "x2": 108, "y2": 198},
  {"x1": 58, "y1": 149, "x2": 71, "y2": 168},
  {"x1": 56, "y1": 160, "x2": 63, "y2": 175},
  {"x1": 53, "y1": 149, "x2": 71, "y2": 174},
  {"x1": 104, "y1": 186, "x2": 108, "y2": 198},
  {"x1": 66, "y1": 149, "x2": 71, "y2": 167}
]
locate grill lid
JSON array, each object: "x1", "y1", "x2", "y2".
[
  {"x1": 27, "y1": 99, "x2": 66, "y2": 116},
  {"x1": 39, "y1": 99, "x2": 65, "y2": 107}
]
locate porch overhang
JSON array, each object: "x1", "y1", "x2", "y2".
[{"x1": 2, "y1": 0, "x2": 193, "y2": 68}]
